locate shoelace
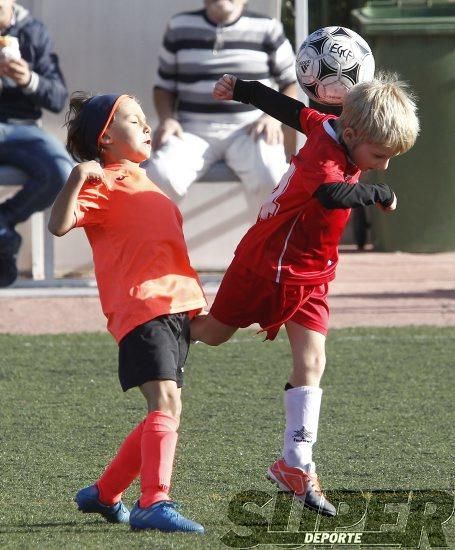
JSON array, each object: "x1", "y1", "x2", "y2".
[
  {"x1": 159, "y1": 501, "x2": 182, "y2": 516},
  {"x1": 309, "y1": 473, "x2": 324, "y2": 496}
]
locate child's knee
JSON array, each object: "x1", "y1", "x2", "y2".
[
  {"x1": 292, "y1": 351, "x2": 326, "y2": 386},
  {"x1": 158, "y1": 389, "x2": 181, "y2": 422},
  {"x1": 141, "y1": 380, "x2": 182, "y2": 423},
  {"x1": 304, "y1": 351, "x2": 326, "y2": 375}
]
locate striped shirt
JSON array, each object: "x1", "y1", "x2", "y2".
[{"x1": 155, "y1": 9, "x2": 296, "y2": 125}]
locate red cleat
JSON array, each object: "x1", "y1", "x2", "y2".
[{"x1": 267, "y1": 458, "x2": 336, "y2": 516}]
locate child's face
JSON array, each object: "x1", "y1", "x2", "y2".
[
  {"x1": 101, "y1": 98, "x2": 151, "y2": 164},
  {"x1": 349, "y1": 142, "x2": 395, "y2": 172},
  {"x1": 343, "y1": 129, "x2": 395, "y2": 172}
]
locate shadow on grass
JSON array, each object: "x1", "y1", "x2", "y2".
[{"x1": 0, "y1": 518, "x2": 113, "y2": 533}]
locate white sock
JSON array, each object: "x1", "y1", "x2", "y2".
[{"x1": 283, "y1": 386, "x2": 322, "y2": 472}]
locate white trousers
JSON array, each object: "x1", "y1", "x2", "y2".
[{"x1": 145, "y1": 120, "x2": 289, "y2": 211}]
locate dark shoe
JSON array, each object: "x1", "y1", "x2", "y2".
[
  {"x1": 0, "y1": 223, "x2": 21, "y2": 254},
  {"x1": 0, "y1": 226, "x2": 21, "y2": 287}
]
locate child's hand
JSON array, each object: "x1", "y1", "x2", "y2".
[
  {"x1": 74, "y1": 161, "x2": 105, "y2": 183},
  {"x1": 49, "y1": 161, "x2": 105, "y2": 237},
  {"x1": 213, "y1": 74, "x2": 237, "y2": 101},
  {"x1": 377, "y1": 192, "x2": 397, "y2": 212}
]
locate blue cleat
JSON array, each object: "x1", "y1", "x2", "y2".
[
  {"x1": 75, "y1": 484, "x2": 130, "y2": 524},
  {"x1": 129, "y1": 500, "x2": 205, "y2": 533}
]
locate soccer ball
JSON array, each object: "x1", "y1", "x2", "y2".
[{"x1": 296, "y1": 26, "x2": 375, "y2": 106}]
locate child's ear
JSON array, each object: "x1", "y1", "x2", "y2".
[
  {"x1": 99, "y1": 132, "x2": 113, "y2": 146},
  {"x1": 342, "y1": 127, "x2": 357, "y2": 147}
]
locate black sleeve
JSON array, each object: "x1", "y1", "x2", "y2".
[
  {"x1": 233, "y1": 79, "x2": 304, "y2": 132},
  {"x1": 314, "y1": 182, "x2": 395, "y2": 209}
]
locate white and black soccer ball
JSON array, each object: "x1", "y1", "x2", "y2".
[{"x1": 296, "y1": 26, "x2": 375, "y2": 106}]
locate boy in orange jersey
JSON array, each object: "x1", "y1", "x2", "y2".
[{"x1": 48, "y1": 93, "x2": 206, "y2": 533}]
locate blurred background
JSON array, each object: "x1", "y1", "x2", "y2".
[{"x1": 2, "y1": 0, "x2": 454, "y2": 282}]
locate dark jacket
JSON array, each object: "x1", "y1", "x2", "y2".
[{"x1": 0, "y1": 4, "x2": 68, "y2": 121}]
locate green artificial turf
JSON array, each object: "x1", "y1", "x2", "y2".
[{"x1": 0, "y1": 327, "x2": 453, "y2": 549}]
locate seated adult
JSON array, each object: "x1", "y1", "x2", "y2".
[
  {"x1": 145, "y1": 0, "x2": 296, "y2": 209},
  {"x1": 0, "y1": 0, "x2": 73, "y2": 286}
]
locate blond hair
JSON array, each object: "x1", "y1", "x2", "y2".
[{"x1": 338, "y1": 72, "x2": 419, "y2": 155}]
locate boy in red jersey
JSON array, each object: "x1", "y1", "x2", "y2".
[
  {"x1": 191, "y1": 73, "x2": 419, "y2": 516},
  {"x1": 49, "y1": 93, "x2": 206, "y2": 533}
]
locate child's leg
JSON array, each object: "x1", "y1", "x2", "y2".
[
  {"x1": 96, "y1": 420, "x2": 144, "y2": 505},
  {"x1": 138, "y1": 380, "x2": 181, "y2": 507},
  {"x1": 75, "y1": 422, "x2": 141, "y2": 522},
  {"x1": 283, "y1": 321, "x2": 326, "y2": 470},
  {"x1": 267, "y1": 320, "x2": 335, "y2": 516},
  {"x1": 94, "y1": 317, "x2": 185, "y2": 507},
  {"x1": 286, "y1": 321, "x2": 326, "y2": 387},
  {"x1": 82, "y1": 381, "x2": 182, "y2": 518},
  {"x1": 117, "y1": 314, "x2": 204, "y2": 532},
  {"x1": 190, "y1": 313, "x2": 238, "y2": 346}
]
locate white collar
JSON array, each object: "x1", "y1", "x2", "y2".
[{"x1": 322, "y1": 119, "x2": 339, "y2": 143}]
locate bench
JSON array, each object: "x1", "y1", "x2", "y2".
[
  {"x1": 0, "y1": 165, "x2": 54, "y2": 281},
  {"x1": 197, "y1": 161, "x2": 238, "y2": 183}
]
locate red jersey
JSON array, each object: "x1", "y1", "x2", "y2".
[
  {"x1": 234, "y1": 107, "x2": 361, "y2": 285},
  {"x1": 75, "y1": 164, "x2": 206, "y2": 342}
]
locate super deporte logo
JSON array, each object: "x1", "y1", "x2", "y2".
[{"x1": 221, "y1": 489, "x2": 454, "y2": 548}]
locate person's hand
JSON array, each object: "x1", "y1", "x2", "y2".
[
  {"x1": 73, "y1": 161, "x2": 105, "y2": 184},
  {"x1": 152, "y1": 118, "x2": 183, "y2": 150},
  {"x1": 213, "y1": 74, "x2": 237, "y2": 101},
  {"x1": 1, "y1": 58, "x2": 31, "y2": 87},
  {"x1": 247, "y1": 114, "x2": 284, "y2": 145},
  {"x1": 377, "y1": 192, "x2": 397, "y2": 212}
]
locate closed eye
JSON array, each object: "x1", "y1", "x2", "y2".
[{"x1": 130, "y1": 117, "x2": 148, "y2": 126}]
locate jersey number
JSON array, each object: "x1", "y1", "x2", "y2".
[{"x1": 258, "y1": 164, "x2": 296, "y2": 220}]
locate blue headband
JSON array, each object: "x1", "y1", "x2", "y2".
[{"x1": 79, "y1": 94, "x2": 124, "y2": 157}]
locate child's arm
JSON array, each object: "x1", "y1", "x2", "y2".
[
  {"x1": 48, "y1": 161, "x2": 105, "y2": 236},
  {"x1": 314, "y1": 182, "x2": 397, "y2": 211},
  {"x1": 213, "y1": 74, "x2": 305, "y2": 132}
]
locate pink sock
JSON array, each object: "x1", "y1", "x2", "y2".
[
  {"x1": 96, "y1": 419, "x2": 144, "y2": 505},
  {"x1": 139, "y1": 411, "x2": 178, "y2": 508}
]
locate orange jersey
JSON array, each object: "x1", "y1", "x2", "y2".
[{"x1": 75, "y1": 164, "x2": 206, "y2": 342}]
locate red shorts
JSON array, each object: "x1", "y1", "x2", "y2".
[{"x1": 210, "y1": 262, "x2": 329, "y2": 340}]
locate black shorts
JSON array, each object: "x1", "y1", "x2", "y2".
[{"x1": 118, "y1": 312, "x2": 190, "y2": 392}]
